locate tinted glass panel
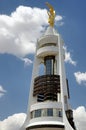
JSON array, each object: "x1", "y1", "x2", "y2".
[
  {"x1": 45, "y1": 56, "x2": 55, "y2": 75},
  {"x1": 47, "y1": 108, "x2": 53, "y2": 116},
  {"x1": 35, "y1": 109, "x2": 41, "y2": 117}
]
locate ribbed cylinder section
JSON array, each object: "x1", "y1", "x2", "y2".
[{"x1": 33, "y1": 75, "x2": 60, "y2": 101}]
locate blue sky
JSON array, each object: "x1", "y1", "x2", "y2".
[{"x1": 0, "y1": 0, "x2": 86, "y2": 130}]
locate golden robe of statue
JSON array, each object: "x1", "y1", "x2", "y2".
[{"x1": 46, "y1": 2, "x2": 55, "y2": 27}]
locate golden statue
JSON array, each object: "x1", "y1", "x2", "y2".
[{"x1": 46, "y1": 2, "x2": 55, "y2": 27}]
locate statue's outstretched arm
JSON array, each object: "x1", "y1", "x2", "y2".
[{"x1": 46, "y1": 2, "x2": 54, "y2": 10}]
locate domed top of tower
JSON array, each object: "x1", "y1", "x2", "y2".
[{"x1": 43, "y1": 26, "x2": 58, "y2": 36}]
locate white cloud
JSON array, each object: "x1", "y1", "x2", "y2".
[
  {"x1": 0, "y1": 106, "x2": 86, "y2": 130},
  {"x1": 0, "y1": 6, "x2": 63, "y2": 58},
  {"x1": 64, "y1": 46, "x2": 76, "y2": 66},
  {"x1": 21, "y1": 57, "x2": 33, "y2": 66},
  {"x1": 0, "y1": 6, "x2": 47, "y2": 57},
  {"x1": 73, "y1": 106, "x2": 86, "y2": 130},
  {"x1": 55, "y1": 15, "x2": 64, "y2": 26},
  {"x1": 0, "y1": 113, "x2": 26, "y2": 130},
  {"x1": 74, "y1": 71, "x2": 86, "y2": 85},
  {"x1": 0, "y1": 85, "x2": 7, "y2": 98},
  {"x1": 55, "y1": 15, "x2": 63, "y2": 21},
  {"x1": 0, "y1": 86, "x2": 6, "y2": 93}
]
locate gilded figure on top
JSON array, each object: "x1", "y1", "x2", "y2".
[{"x1": 46, "y1": 2, "x2": 56, "y2": 27}]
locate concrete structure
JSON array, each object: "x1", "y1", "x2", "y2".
[
  {"x1": 21, "y1": 3, "x2": 76, "y2": 130},
  {"x1": 21, "y1": 25, "x2": 76, "y2": 130}
]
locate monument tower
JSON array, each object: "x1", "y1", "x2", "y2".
[{"x1": 21, "y1": 3, "x2": 76, "y2": 130}]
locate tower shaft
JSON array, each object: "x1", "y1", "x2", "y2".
[{"x1": 21, "y1": 26, "x2": 76, "y2": 130}]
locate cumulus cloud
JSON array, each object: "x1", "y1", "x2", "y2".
[
  {"x1": 0, "y1": 106, "x2": 86, "y2": 130},
  {"x1": 64, "y1": 46, "x2": 76, "y2": 66},
  {"x1": 0, "y1": 113, "x2": 26, "y2": 130},
  {"x1": 0, "y1": 5, "x2": 63, "y2": 59},
  {"x1": 74, "y1": 71, "x2": 86, "y2": 85},
  {"x1": 73, "y1": 106, "x2": 86, "y2": 130},
  {"x1": 0, "y1": 6, "x2": 46, "y2": 57},
  {"x1": 0, "y1": 85, "x2": 7, "y2": 98}
]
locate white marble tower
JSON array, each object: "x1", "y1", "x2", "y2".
[{"x1": 21, "y1": 3, "x2": 76, "y2": 130}]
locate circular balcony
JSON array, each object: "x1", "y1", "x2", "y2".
[
  {"x1": 38, "y1": 35, "x2": 58, "y2": 48},
  {"x1": 37, "y1": 46, "x2": 59, "y2": 57},
  {"x1": 30, "y1": 102, "x2": 62, "y2": 111}
]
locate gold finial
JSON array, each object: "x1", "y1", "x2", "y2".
[{"x1": 46, "y1": 2, "x2": 55, "y2": 27}]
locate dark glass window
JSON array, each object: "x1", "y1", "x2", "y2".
[
  {"x1": 58, "y1": 109, "x2": 62, "y2": 117},
  {"x1": 44, "y1": 56, "x2": 55, "y2": 75},
  {"x1": 46, "y1": 59, "x2": 52, "y2": 74},
  {"x1": 35, "y1": 109, "x2": 41, "y2": 117},
  {"x1": 47, "y1": 108, "x2": 53, "y2": 116}
]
